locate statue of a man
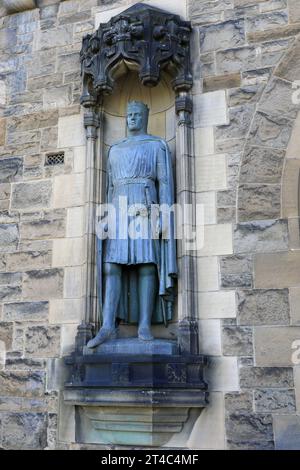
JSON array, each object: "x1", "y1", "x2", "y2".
[{"x1": 87, "y1": 101, "x2": 177, "y2": 348}]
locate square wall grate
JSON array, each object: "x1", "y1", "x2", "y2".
[{"x1": 45, "y1": 152, "x2": 65, "y2": 166}]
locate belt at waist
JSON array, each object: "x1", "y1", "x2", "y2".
[{"x1": 113, "y1": 177, "x2": 154, "y2": 187}]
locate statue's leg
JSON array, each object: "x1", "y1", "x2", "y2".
[
  {"x1": 87, "y1": 262, "x2": 122, "y2": 348},
  {"x1": 138, "y1": 263, "x2": 156, "y2": 341}
]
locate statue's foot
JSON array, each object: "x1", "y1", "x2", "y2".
[
  {"x1": 138, "y1": 326, "x2": 154, "y2": 341},
  {"x1": 87, "y1": 327, "x2": 117, "y2": 349}
]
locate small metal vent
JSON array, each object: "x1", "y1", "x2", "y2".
[{"x1": 45, "y1": 152, "x2": 65, "y2": 166}]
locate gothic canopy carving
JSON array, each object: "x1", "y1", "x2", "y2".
[{"x1": 80, "y1": 3, "x2": 193, "y2": 108}]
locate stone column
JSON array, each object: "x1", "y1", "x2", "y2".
[
  {"x1": 175, "y1": 91, "x2": 199, "y2": 355},
  {"x1": 76, "y1": 110, "x2": 100, "y2": 352}
]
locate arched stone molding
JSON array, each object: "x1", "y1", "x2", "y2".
[
  {"x1": 226, "y1": 33, "x2": 300, "y2": 450},
  {"x1": 237, "y1": 35, "x2": 300, "y2": 226}
]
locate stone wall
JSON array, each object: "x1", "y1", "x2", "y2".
[
  {"x1": 0, "y1": 0, "x2": 300, "y2": 450},
  {"x1": 189, "y1": 0, "x2": 300, "y2": 450}
]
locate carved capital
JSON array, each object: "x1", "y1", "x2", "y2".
[
  {"x1": 80, "y1": 3, "x2": 193, "y2": 103},
  {"x1": 84, "y1": 111, "x2": 100, "y2": 139}
]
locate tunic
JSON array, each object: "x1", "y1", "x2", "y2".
[{"x1": 103, "y1": 135, "x2": 166, "y2": 265}]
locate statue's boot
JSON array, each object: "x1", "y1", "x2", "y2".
[
  {"x1": 138, "y1": 325, "x2": 154, "y2": 341},
  {"x1": 87, "y1": 327, "x2": 117, "y2": 349}
]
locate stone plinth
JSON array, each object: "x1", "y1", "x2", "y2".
[
  {"x1": 83, "y1": 338, "x2": 178, "y2": 356},
  {"x1": 64, "y1": 349, "x2": 208, "y2": 446}
]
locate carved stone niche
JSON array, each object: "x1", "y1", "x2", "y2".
[{"x1": 64, "y1": 3, "x2": 208, "y2": 448}]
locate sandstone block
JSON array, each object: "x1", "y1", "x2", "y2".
[
  {"x1": 23, "y1": 269, "x2": 64, "y2": 300},
  {"x1": 238, "y1": 185, "x2": 281, "y2": 221},
  {"x1": 234, "y1": 220, "x2": 288, "y2": 253},
  {"x1": 240, "y1": 146, "x2": 284, "y2": 184},
  {"x1": 0, "y1": 370, "x2": 45, "y2": 397},
  {"x1": 254, "y1": 326, "x2": 300, "y2": 366},
  {"x1": 25, "y1": 325, "x2": 61, "y2": 357},
  {"x1": 3, "y1": 301, "x2": 48, "y2": 322},
  {"x1": 200, "y1": 19, "x2": 245, "y2": 53},
  {"x1": 222, "y1": 326, "x2": 253, "y2": 356},
  {"x1": 1, "y1": 412, "x2": 47, "y2": 450},
  {"x1": 237, "y1": 289, "x2": 290, "y2": 325},
  {"x1": 220, "y1": 255, "x2": 252, "y2": 288},
  {"x1": 240, "y1": 366, "x2": 294, "y2": 388},
  {"x1": 254, "y1": 389, "x2": 295, "y2": 413},
  {"x1": 11, "y1": 180, "x2": 52, "y2": 211}
]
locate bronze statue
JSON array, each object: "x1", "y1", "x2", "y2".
[{"x1": 87, "y1": 101, "x2": 177, "y2": 348}]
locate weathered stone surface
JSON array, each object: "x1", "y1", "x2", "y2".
[
  {"x1": 225, "y1": 392, "x2": 253, "y2": 413},
  {"x1": 36, "y1": 24, "x2": 74, "y2": 50},
  {"x1": 2, "y1": 301, "x2": 48, "y2": 321},
  {"x1": 234, "y1": 0, "x2": 265, "y2": 5},
  {"x1": 43, "y1": 85, "x2": 72, "y2": 110},
  {"x1": 217, "y1": 207, "x2": 236, "y2": 224},
  {"x1": 220, "y1": 255, "x2": 252, "y2": 288},
  {"x1": 40, "y1": 126, "x2": 58, "y2": 151},
  {"x1": 248, "y1": 22, "x2": 300, "y2": 43},
  {"x1": 0, "y1": 224, "x2": 19, "y2": 252},
  {"x1": 222, "y1": 326, "x2": 253, "y2": 356},
  {"x1": 226, "y1": 412, "x2": 274, "y2": 449},
  {"x1": 258, "y1": 78, "x2": 299, "y2": 120},
  {"x1": 216, "y1": 104, "x2": 255, "y2": 140},
  {"x1": 0, "y1": 119, "x2": 6, "y2": 147},
  {"x1": 0, "y1": 322, "x2": 13, "y2": 350},
  {"x1": 203, "y1": 73, "x2": 241, "y2": 92},
  {"x1": 200, "y1": 19, "x2": 245, "y2": 53},
  {"x1": 216, "y1": 46, "x2": 260, "y2": 74},
  {"x1": 7, "y1": 110, "x2": 58, "y2": 132},
  {"x1": 11, "y1": 181, "x2": 52, "y2": 211},
  {"x1": 255, "y1": 326, "x2": 300, "y2": 366},
  {"x1": 238, "y1": 185, "x2": 281, "y2": 221},
  {"x1": 234, "y1": 220, "x2": 288, "y2": 253},
  {"x1": 25, "y1": 325, "x2": 60, "y2": 357},
  {"x1": 58, "y1": 10, "x2": 90, "y2": 26},
  {"x1": 228, "y1": 84, "x2": 264, "y2": 106},
  {"x1": 6, "y1": 250, "x2": 52, "y2": 271},
  {"x1": 260, "y1": 38, "x2": 290, "y2": 68},
  {"x1": 0, "y1": 273, "x2": 22, "y2": 286},
  {"x1": 0, "y1": 371, "x2": 45, "y2": 397},
  {"x1": 288, "y1": 0, "x2": 300, "y2": 22},
  {"x1": 254, "y1": 389, "x2": 296, "y2": 413},
  {"x1": 217, "y1": 190, "x2": 236, "y2": 207},
  {"x1": 246, "y1": 11, "x2": 288, "y2": 33},
  {"x1": 274, "y1": 415, "x2": 300, "y2": 450},
  {"x1": 254, "y1": 251, "x2": 300, "y2": 288},
  {"x1": 5, "y1": 353, "x2": 46, "y2": 370},
  {"x1": 20, "y1": 216, "x2": 65, "y2": 240},
  {"x1": 240, "y1": 366, "x2": 294, "y2": 388},
  {"x1": 27, "y1": 74, "x2": 63, "y2": 92},
  {"x1": 23, "y1": 269, "x2": 64, "y2": 300},
  {"x1": 0, "y1": 157, "x2": 23, "y2": 184},
  {"x1": 1, "y1": 412, "x2": 47, "y2": 450},
  {"x1": 0, "y1": 184, "x2": 10, "y2": 201},
  {"x1": 0, "y1": 285, "x2": 21, "y2": 301},
  {"x1": 56, "y1": 52, "x2": 79, "y2": 74},
  {"x1": 189, "y1": 0, "x2": 233, "y2": 17},
  {"x1": 238, "y1": 289, "x2": 290, "y2": 326},
  {"x1": 240, "y1": 146, "x2": 284, "y2": 184},
  {"x1": 249, "y1": 111, "x2": 293, "y2": 149}
]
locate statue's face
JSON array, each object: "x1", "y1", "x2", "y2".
[{"x1": 127, "y1": 106, "x2": 145, "y2": 132}]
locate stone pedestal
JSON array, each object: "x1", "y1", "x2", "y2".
[
  {"x1": 64, "y1": 338, "x2": 208, "y2": 446},
  {"x1": 83, "y1": 338, "x2": 179, "y2": 356}
]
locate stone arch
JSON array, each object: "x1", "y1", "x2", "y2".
[{"x1": 237, "y1": 35, "x2": 300, "y2": 229}]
